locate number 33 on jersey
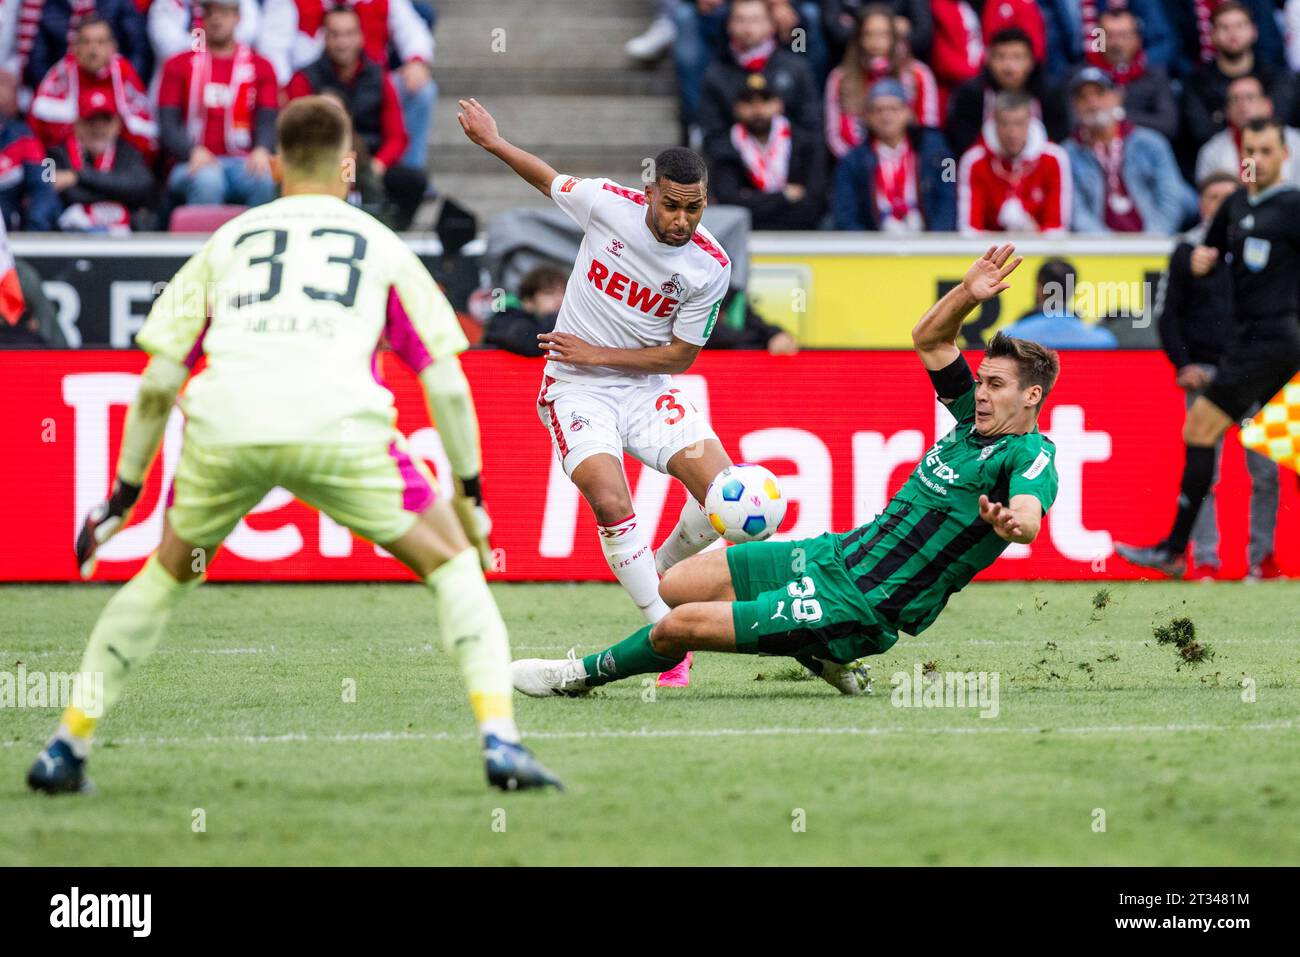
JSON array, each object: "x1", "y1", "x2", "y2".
[{"x1": 134, "y1": 194, "x2": 467, "y2": 448}]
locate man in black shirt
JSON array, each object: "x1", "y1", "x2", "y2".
[
  {"x1": 1149, "y1": 170, "x2": 1281, "y2": 579},
  {"x1": 1119, "y1": 117, "x2": 1300, "y2": 577}
]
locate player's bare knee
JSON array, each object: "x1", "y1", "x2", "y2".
[
  {"x1": 650, "y1": 608, "x2": 691, "y2": 655},
  {"x1": 589, "y1": 494, "x2": 635, "y2": 527},
  {"x1": 659, "y1": 562, "x2": 689, "y2": 606}
]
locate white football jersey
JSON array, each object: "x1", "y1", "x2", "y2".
[{"x1": 545, "y1": 173, "x2": 732, "y2": 387}]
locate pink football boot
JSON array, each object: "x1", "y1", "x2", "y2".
[{"x1": 657, "y1": 652, "x2": 693, "y2": 688}]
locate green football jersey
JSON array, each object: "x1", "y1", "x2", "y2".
[
  {"x1": 834, "y1": 356, "x2": 1059, "y2": 636},
  {"x1": 135, "y1": 194, "x2": 468, "y2": 447}
]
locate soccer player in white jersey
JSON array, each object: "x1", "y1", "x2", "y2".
[
  {"x1": 458, "y1": 97, "x2": 755, "y2": 688},
  {"x1": 27, "y1": 97, "x2": 562, "y2": 794}
]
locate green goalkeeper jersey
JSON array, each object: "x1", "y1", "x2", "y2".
[
  {"x1": 834, "y1": 355, "x2": 1059, "y2": 636},
  {"x1": 135, "y1": 194, "x2": 468, "y2": 447}
]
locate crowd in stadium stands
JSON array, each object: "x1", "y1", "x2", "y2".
[
  {"x1": 3, "y1": 1, "x2": 1300, "y2": 238},
  {"x1": 0, "y1": 0, "x2": 437, "y2": 233},
  {"x1": 622, "y1": 0, "x2": 1300, "y2": 237}
]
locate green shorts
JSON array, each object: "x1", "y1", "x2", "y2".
[
  {"x1": 726, "y1": 533, "x2": 899, "y2": 663},
  {"x1": 166, "y1": 434, "x2": 438, "y2": 548}
]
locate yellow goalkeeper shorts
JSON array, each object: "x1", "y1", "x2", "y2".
[{"x1": 165, "y1": 435, "x2": 438, "y2": 548}]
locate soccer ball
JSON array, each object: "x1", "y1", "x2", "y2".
[{"x1": 705, "y1": 464, "x2": 786, "y2": 544}]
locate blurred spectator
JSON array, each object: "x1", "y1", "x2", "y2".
[
  {"x1": 832, "y1": 78, "x2": 955, "y2": 231},
  {"x1": 1153, "y1": 169, "x2": 1279, "y2": 579},
  {"x1": 1038, "y1": 0, "x2": 1083, "y2": 82},
  {"x1": 147, "y1": 0, "x2": 262, "y2": 67},
  {"x1": 1069, "y1": 7, "x2": 1177, "y2": 140},
  {"x1": 1182, "y1": 1, "x2": 1295, "y2": 152},
  {"x1": 1079, "y1": 1, "x2": 1176, "y2": 72},
  {"x1": 981, "y1": 0, "x2": 1045, "y2": 62},
  {"x1": 706, "y1": 288, "x2": 798, "y2": 353},
  {"x1": 48, "y1": 89, "x2": 155, "y2": 232},
  {"x1": 286, "y1": 6, "x2": 425, "y2": 230},
  {"x1": 929, "y1": 0, "x2": 984, "y2": 116},
  {"x1": 158, "y1": 0, "x2": 277, "y2": 209},
  {"x1": 767, "y1": 1, "x2": 829, "y2": 83},
  {"x1": 1195, "y1": 74, "x2": 1300, "y2": 185},
  {"x1": 708, "y1": 73, "x2": 825, "y2": 229},
  {"x1": 676, "y1": 1, "x2": 829, "y2": 143},
  {"x1": 824, "y1": 4, "x2": 939, "y2": 160},
  {"x1": 0, "y1": 69, "x2": 61, "y2": 231},
  {"x1": 29, "y1": 15, "x2": 157, "y2": 164},
  {"x1": 1066, "y1": 68, "x2": 1192, "y2": 234},
  {"x1": 956, "y1": 91, "x2": 1070, "y2": 235},
  {"x1": 945, "y1": 27, "x2": 1068, "y2": 158},
  {"x1": 1167, "y1": 0, "x2": 1284, "y2": 80},
  {"x1": 18, "y1": 0, "x2": 151, "y2": 92},
  {"x1": 1001, "y1": 258, "x2": 1118, "y2": 348},
  {"x1": 481, "y1": 263, "x2": 567, "y2": 357},
  {"x1": 697, "y1": 0, "x2": 821, "y2": 155},
  {"x1": 822, "y1": 1, "x2": 933, "y2": 67},
  {"x1": 260, "y1": 0, "x2": 436, "y2": 170}
]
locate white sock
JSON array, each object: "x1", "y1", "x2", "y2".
[
  {"x1": 599, "y1": 514, "x2": 669, "y2": 623},
  {"x1": 655, "y1": 497, "x2": 721, "y2": 575}
]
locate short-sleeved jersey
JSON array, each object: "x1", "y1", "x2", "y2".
[
  {"x1": 135, "y1": 193, "x2": 467, "y2": 446},
  {"x1": 832, "y1": 355, "x2": 1059, "y2": 635},
  {"x1": 545, "y1": 173, "x2": 731, "y2": 387}
]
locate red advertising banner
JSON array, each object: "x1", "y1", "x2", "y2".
[{"x1": 1, "y1": 350, "x2": 1295, "y2": 582}]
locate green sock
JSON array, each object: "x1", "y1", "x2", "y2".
[{"x1": 581, "y1": 624, "x2": 683, "y2": 687}]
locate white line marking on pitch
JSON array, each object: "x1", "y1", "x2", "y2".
[{"x1": 2, "y1": 721, "x2": 1294, "y2": 749}]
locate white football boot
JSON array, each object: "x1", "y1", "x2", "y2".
[
  {"x1": 512, "y1": 650, "x2": 593, "y2": 698},
  {"x1": 811, "y1": 656, "x2": 873, "y2": 696}
]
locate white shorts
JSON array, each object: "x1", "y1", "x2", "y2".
[{"x1": 536, "y1": 374, "x2": 718, "y2": 476}]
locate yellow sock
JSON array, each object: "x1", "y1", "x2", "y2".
[
  {"x1": 425, "y1": 548, "x2": 519, "y2": 743},
  {"x1": 55, "y1": 555, "x2": 200, "y2": 754}
]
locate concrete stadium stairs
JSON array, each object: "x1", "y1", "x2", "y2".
[{"x1": 415, "y1": 0, "x2": 681, "y2": 230}]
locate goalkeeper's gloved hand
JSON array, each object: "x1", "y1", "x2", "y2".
[
  {"x1": 75, "y1": 478, "x2": 141, "y2": 579},
  {"x1": 451, "y1": 475, "x2": 494, "y2": 571}
]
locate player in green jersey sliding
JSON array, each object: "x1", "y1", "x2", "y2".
[{"x1": 512, "y1": 244, "x2": 1061, "y2": 697}]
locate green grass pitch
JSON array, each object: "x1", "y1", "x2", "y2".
[{"x1": 1, "y1": 580, "x2": 1297, "y2": 865}]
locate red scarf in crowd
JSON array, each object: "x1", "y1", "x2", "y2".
[
  {"x1": 59, "y1": 133, "x2": 132, "y2": 233},
  {"x1": 185, "y1": 44, "x2": 256, "y2": 155},
  {"x1": 1083, "y1": 120, "x2": 1144, "y2": 231},
  {"x1": 29, "y1": 54, "x2": 158, "y2": 160},
  {"x1": 1080, "y1": 0, "x2": 1148, "y2": 83},
  {"x1": 731, "y1": 115, "x2": 792, "y2": 193},
  {"x1": 730, "y1": 37, "x2": 777, "y2": 72},
  {"x1": 873, "y1": 137, "x2": 918, "y2": 224}
]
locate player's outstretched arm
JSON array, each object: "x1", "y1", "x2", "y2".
[
  {"x1": 978, "y1": 493, "x2": 1042, "y2": 544},
  {"x1": 74, "y1": 354, "x2": 189, "y2": 577},
  {"x1": 456, "y1": 97, "x2": 558, "y2": 197},
  {"x1": 912, "y1": 243, "x2": 1022, "y2": 371}
]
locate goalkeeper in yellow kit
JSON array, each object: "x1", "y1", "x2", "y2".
[{"x1": 28, "y1": 97, "x2": 562, "y2": 794}]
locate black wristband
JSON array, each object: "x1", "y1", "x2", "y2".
[
  {"x1": 109, "y1": 478, "x2": 142, "y2": 512},
  {"x1": 927, "y1": 354, "x2": 976, "y2": 402},
  {"x1": 458, "y1": 475, "x2": 483, "y2": 506}
]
